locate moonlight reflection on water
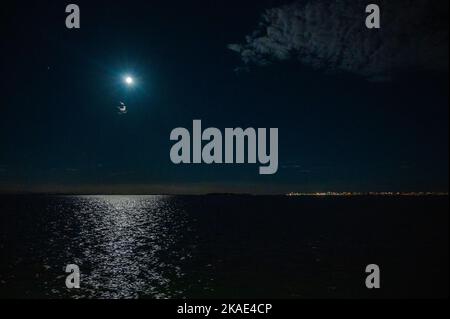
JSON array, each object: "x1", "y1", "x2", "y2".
[
  {"x1": 58, "y1": 196, "x2": 191, "y2": 299},
  {"x1": 0, "y1": 195, "x2": 447, "y2": 299}
]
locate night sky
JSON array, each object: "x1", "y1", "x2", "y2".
[{"x1": 1, "y1": 0, "x2": 448, "y2": 194}]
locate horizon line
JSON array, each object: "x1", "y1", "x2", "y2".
[{"x1": 0, "y1": 191, "x2": 448, "y2": 197}]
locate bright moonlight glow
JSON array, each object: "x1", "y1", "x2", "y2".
[{"x1": 124, "y1": 76, "x2": 134, "y2": 85}]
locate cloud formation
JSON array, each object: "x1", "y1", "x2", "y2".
[{"x1": 229, "y1": 0, "x2": 449, "y2": 80}]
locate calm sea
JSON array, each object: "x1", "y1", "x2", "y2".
[{"x1": 0, "y1": 195, "x2": 448, "y2": 299}]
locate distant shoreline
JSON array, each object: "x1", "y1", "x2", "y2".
[
  {"x1": 287, "y1": 192, "x2": 449, "y2": 197},
  {"x1": 0, "y1": 192, "x2": 448, "y2": 197}
]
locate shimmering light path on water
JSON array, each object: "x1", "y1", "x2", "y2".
[{"x1": 0, "y1": 195, "x2": 448, "y2": 299}]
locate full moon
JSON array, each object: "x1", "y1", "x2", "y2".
[{"x1": 124, "y1": 76, "x2": 134, "y2": 85}]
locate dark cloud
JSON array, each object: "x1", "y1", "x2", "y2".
[{"x1": 229, "y1": 0, "x2": 449, "y2": 80}]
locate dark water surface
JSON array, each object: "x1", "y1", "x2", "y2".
[{"x1": 0, "y1": 195, "x2": 448, "y2": 299}]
